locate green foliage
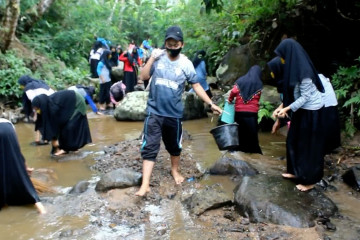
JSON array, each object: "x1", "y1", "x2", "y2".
[
  {"x1": 0, "y1": 51, "x2": 31, "y2": 101},
  {"x1": 258, "y1": 99, "x2": 275, "y2": 124},
  {"x1": 331, "y1": 56, "x2": 360, "y2": 136},
  {"x1": 0, "y1": 50, "x2": 89, "y2": 104}
]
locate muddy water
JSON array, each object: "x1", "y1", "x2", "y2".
[{"x1": 1, "y1": 113, "x2": 359, "y2": 239}]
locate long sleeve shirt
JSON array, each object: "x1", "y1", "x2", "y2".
[
  {"x1": 119, "y1": 53, "x2": 142, "y2": 72},
  {"x1": 228, "y1": 85, "x2": 261, "y2": 113},
  {"x1": 289, "y1": 78, "x2": 324, "y2": 112}
]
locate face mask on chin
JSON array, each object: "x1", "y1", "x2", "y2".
[{"x1": 166, "y1": 47, "x2": 182, "y2": 58}]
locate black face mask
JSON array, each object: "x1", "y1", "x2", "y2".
[{"x1": 166, "y1": 47, "x2": 182, "y2": 58}]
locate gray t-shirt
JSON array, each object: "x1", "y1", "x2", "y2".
[{"x1": 147, "y1": 54, "x2": 197, "y2": 118}]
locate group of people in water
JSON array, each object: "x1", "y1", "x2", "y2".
[{"x1": 0, "y1": 26, "x2": 340, "y2": 213}]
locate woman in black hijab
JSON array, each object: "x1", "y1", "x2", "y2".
[
  {"x1": 267, "y1": 56, "x2": 290, "y2": 134},
  {"x1": 0, "y1": 118, "x2": 46, "y2": 214},
  {"x1": 228, "y1": 65, "x2": 263, "y2": 154},
  {"x1": 273, "y1": 38, "x2": 325, "y2": 192},
  {"x1": 18, "y1": 75, "x2": 55, "y2": 145},
  {"x1": 32, "y1": 90, "x2": 92, "y2": 156}
]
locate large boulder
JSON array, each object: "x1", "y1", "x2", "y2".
[
  {"x1": 234, "y1": 174, "x2": 338, "y2": 228},
  {"x1": 113, "y1": 91, "x2": 207, "y2": 121},
  {"x1": 114, "y1": 91, "x2": 148, "y2": 121},
  {"x1": 215, "y1": 43, "x2": 259, "y2": 88}
]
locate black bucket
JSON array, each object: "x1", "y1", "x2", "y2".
[{"x1": 210, "y1": 123, "x2": 239, "y2": 151}]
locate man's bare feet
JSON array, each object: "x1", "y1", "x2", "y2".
[
  {"x1": 54, "y1": 149, "x2": 67, "y2": 156},
  {"x1": 35, "y1": 202, "x2": 46, "y2": 214},
  {"x1": 282, "y1": 173, "x2": 296, "y2": 179},
  {"x1": 296, "y1": 184, "x2": 315, "y2": 192},
  {"x1": 171, "y1": 170, "x2": 185, "y2": 184},
  {"x1": 135, "y1": 186, "x2": 150, "y2": 196}
]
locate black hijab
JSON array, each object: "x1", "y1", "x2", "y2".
[
  {"x1": 18, "y1": 75, "x2": 51, "y2": 91},
  {"x1": 192, "y1": 50, "x2": 206, "y2": 69},
  {"x1": 100, "y1": 50, "x2": 112, "y2": 70},
  {"x1": 267, "y1": 56, "x2": 284, "y2": 94},
  {"x1": 235, "y1": 65, "x2": 263, "y2": 103},
  {"x1": 32, "y1": 90, "x2": 76, "y2": 141},
  {"x1": 129, "y1": 47, "x2": 139, "y2": 66},
  {"x1": 274, "y1": 38, "x2": 324, "y2": 107}
]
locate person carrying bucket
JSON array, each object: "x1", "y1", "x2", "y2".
[
  {"x1": 228, "y1": 65, "x2": 263, "y2": 154},
  {"x1": 136, "y1": 25, "x2": 222, "y2": 197}
]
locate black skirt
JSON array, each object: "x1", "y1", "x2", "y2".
[
  {"x1": 99, "y1": 81, "x2": 111, "y2": 104},
  {"x1": 286, "y1": 107, "x2": 325, "y2": 185},
  {"x1": 323, "y1": 106, "x2": 341, "y2": 154},
  {"x1": 123, "y1": 71, "x2": 137, "y2": 93},
  {"x1": 90, "y1": 59, "x2": 99, "y2": 78},
  {"x1": 0, "y1": 121, "x2": 40, "y2": 209},
  {"x1": 58, "y1": 113, "x2": 92, "y2": 152},
  {"x1": 234, "y1": 111, "x2": 262, "y2": 154}
]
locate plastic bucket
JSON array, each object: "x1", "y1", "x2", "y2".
[{"x1": 210, "y1": 123, "x2": 239, "y2": 151}]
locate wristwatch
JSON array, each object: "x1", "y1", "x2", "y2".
[{"x1": 208, "y1": 101, "x2": 213, "y2": 108}]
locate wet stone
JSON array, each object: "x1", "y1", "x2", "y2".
[{"x1": 325, "y1": 221, "x2": 337, "y2": 231}]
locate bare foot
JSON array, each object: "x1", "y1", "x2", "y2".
[
  {"x1": 35, "y1": 202, "x2": 46, "y2": 214},
  {"x1": 171, "y1": 170, "x2": 185, "y2": 184},
  {"x1": 135, "y1": 186, "x2": 150, "y2": 196},
  {"x1": 54, "y1": 149, "x2": 67, "y2": 156},
  {"x1": 282, "y1": 173, "x2": 296, "y2": 179},
  {"x1": 296, "y1": 184, "x2": 315, "y2": 192}
]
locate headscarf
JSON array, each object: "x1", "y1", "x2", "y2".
[
  {"x1": 235, "y1": 65, "x2": 263, "y2": 104},
  {"x1": 32, "y1": 90, "x2": 76, "y2": 141},
  {"x1": 267, "y1": 56, "x2": 284, "y2": 94},
  {"x1": 18, "y1": 75, "x2": 51, "y2": 91},
  {"x1": 92, "y1": 40, "x2": 103, "y2": 52},
  {"x1": 192, "y1": 50, "x2": 206, "y2": 69},
  {"x1": 129, "y1": 47, "x2": 139, "y2": 67},
  {"x1": 274, "y1": 38, "x2": 324, "y2": 107},
  {"x1": 110, "y1": 81, "x2": 126, "y2": 103},
  {"x1": 99, "y1": 49, "x2": 112, "y2": 70}
]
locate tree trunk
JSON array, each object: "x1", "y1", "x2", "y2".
[
  {"x1": 0, "y1": 0, "x2": 20, "y2": 53},
  {"x1": 118, "y1": 0, "x2": 126, "y2": 31},
  {"x1": 108, "y1": 0, "x2": 119, "y2": 23},
  {"x1": 37, "y1": 0, "x2": 56, "y2": 16}
]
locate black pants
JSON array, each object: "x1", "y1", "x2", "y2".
[{"x1": 98, "y1": 81, "x2": 111, "y2": 104}]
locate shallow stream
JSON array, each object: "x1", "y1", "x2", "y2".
[{"x1": 0, "y1": 113, "x2": 359, "y2": 239}]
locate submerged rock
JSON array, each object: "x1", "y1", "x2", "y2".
[
  {"x1": 234, "y1": 174, "x2": 338, "y2": 228},
  {"x1": 208, "y1": 156, "x2": 258, "y2": 176}
]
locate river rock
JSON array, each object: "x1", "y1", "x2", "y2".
[
  {"x1": 215, "y1": 43, "x2": 259, "y2": 88},
  {"x1": 95, "y1": 168, "x2": 142, "y2": 192},
  {"x1": 182, "y1": 183, "x2": 232, "y2": 216},
  {"x1": 234, "y1": 174, "x2": 338, "y2": 228},
  {"x1": 208, "y1": 156, "x2": 258, "y2": 176},
  {"x1": 69, "y1": 180, "x2": 90, "y2": 194},
  {"x1": 342, "y1": 164, "x2": 360, "y2": 191},
  {"x1": 114, "y1": 91, "x2": 148, "y2": 121},
  {"x1": 113, "y1": 91, "x2": 207, "y2": 121}
]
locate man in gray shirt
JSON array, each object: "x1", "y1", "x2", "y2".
[{"x1": 136, "y1": 26, "x2": 222, "y2": 196}]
